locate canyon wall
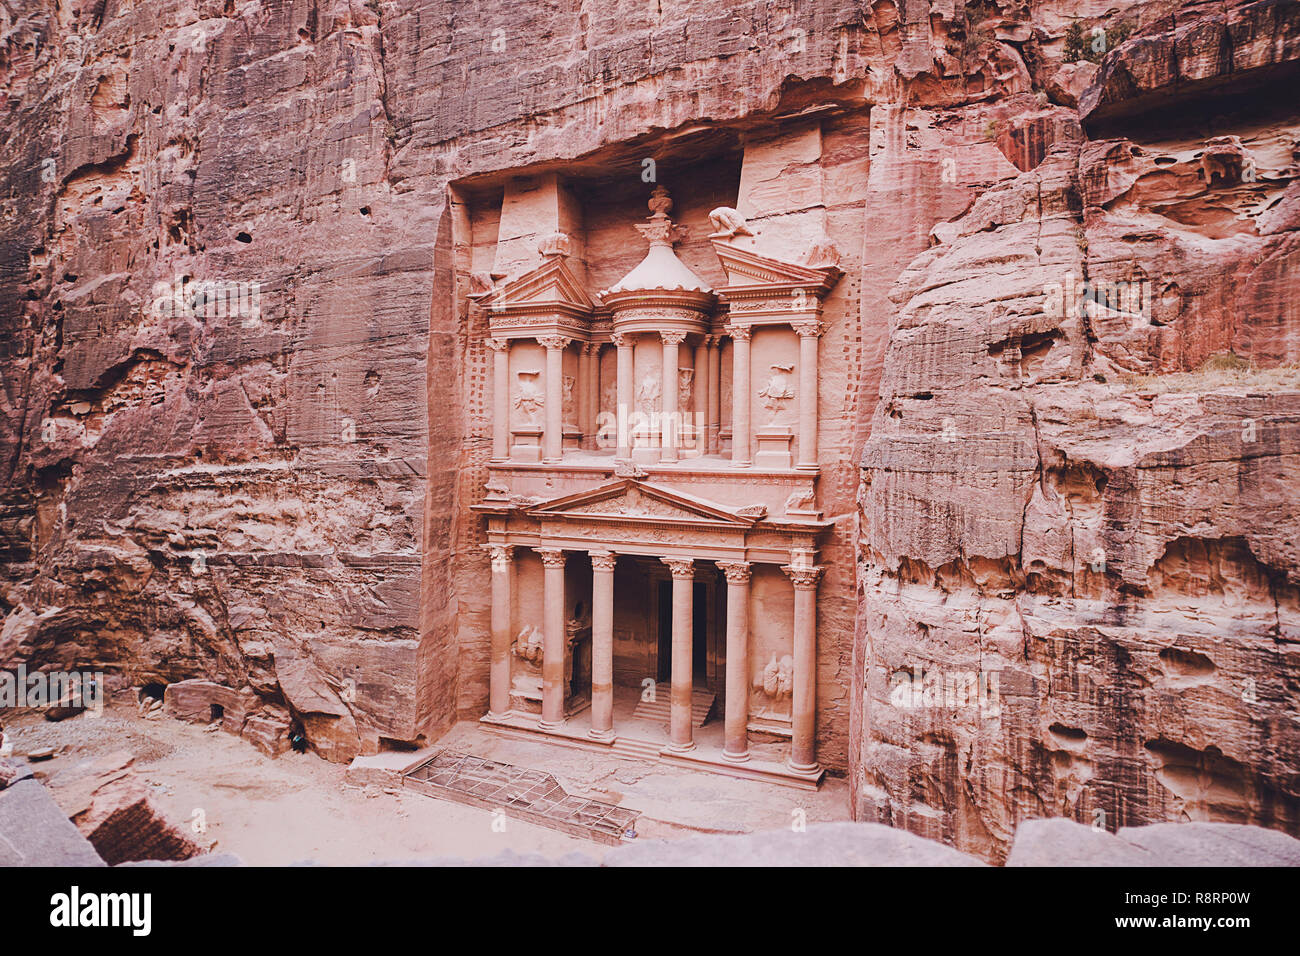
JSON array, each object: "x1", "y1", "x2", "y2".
[{"x1": 0, "y1": 0, "x2": 1296, "y2": 859}]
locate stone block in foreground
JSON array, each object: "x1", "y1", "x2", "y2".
[
  {"x1": 602, "y1": 821, "x2": 987, "y2": 866},
  {"x1": 1008, "y1": 818, "x2": 1300, "y2": 866},
  {"x1": 0, "y1": 778, "x2": 106, "y2": 866}
]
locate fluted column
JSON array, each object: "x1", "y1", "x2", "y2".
[
  {"x1": 706, "y1": 335, "x2": 721, "y2": 454},
  {"x1": 488, "y1": 338, "x2": 510, "y2": 461},
  {"x1": 613, "y1": 332, "x2": 633, "y2": 460},
  {"x1": 795, "y1": 321, "x2": 822, "y2": 470},
  {"x1": 661, "y1": 557, "x2": 695, "y2": 751},
  {"x1": 539, "y1": 336, "x2": 569, "y2": 462},
  {"x1": 486, "y1": 544, "x2": 515, "y2": 717},
  {"x1": 538, "y1": 547, "x2": 567, "y2": 729},
  {"x1": 660, "y1": 330, "x2": 686, "y2": 463},
  {"x1": 717, "y1": 561, "x2": 751, "y2": 762},
  {"x1": 589, "y1": 550, "x2": 617, "y2": 741},
  {"x1": 729, "y1": 324, "x2": 751, "y2": 464},
  {"x1": 783, "y1": 561, "x2": 823, "y2": 772}
]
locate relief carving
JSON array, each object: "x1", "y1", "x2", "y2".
[
  {"x1": 758, "y1": 363, "x2": 796, "y2": 424},
  {"x1": 513, "y1": 625, "x2": 544, "y2": 664},
  {"x1": 678, "y1": 367, "x2": 694, "y2": 408},
  {"x1": 514, "y1": 370, "x2": 544, "y2": 425}
]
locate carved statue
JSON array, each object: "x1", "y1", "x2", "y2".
[
  {"x1": 758, "y1": 363, "x2": 795, "y2": 423},
  {"x1": 513, "y1": 625, "x2": 544, "y2": 665},
  {"x1": 637, "y1": 373, "x2": 660, "y2": 413},
  {"x1": 514, "y1": 370, "x2": 543, "y2": 426},
  {"x1": 709, "y1": 206, "x2": 754, "y2": 239},
  {"x1": 562, "y1": 373, "x2": 576, "y2": 420},
  {"x1": 757, "y1": 654, "x2": 794, "y2": 702},
  {"x1": 678, "y1": 367, "x2": 694, "y2": 408},
  {"x1": 536, "y1": 231, "x2": 572, "y2": 257}
]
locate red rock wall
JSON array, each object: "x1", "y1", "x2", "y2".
[{"x1": 0, "y1": 0, "x2": 1296, "y2": 857}]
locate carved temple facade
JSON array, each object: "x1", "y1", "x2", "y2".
[{"x1": 452, "y1": 123, "x2": 865, "y2": 786}]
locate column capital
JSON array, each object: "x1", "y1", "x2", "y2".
[
  {"x1": 484, "y1": 543, "x2": 515, "y2": 572},
  {"x1": 582, "y1": 341, "x2": 600, "y2": 354},
  {"x1": 726, "y1": 323, "x2": 752, "y2": 341},
  {"x1": 589, "y1": 550, "x2": 617, "y2": 572},
  {"x1": 792, "y1": 320, "x2": 824, "y2": 338},
  {"x1": 536, "y1": 547, "x2": 567, "y2": 568},
  {"x1": 782, "y1": 564, "x2": 824, "y2": 589},
  {"x1": 660, "y1": 330, "x2": 688, "y2": 346},
  {"x1": 537, "y1": 335, "x2": 571, "y2": 351},
  {"x1": 486, "y1": 337, "x2": 510, "y2": 351},
  {"x1": 661, "y1": 556, "x2": 695, "y2": 579},
  {"x1": 610, "y1": 331, "x2": 631, "y2": 348},
  {"x1": 716, "y1": 560, "x2": 751, "y2": 584}
]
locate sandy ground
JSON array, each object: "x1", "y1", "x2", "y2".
[{"x1": 3, "y1": 707, "x2": 851, "y2": 865}]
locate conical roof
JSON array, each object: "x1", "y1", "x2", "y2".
[{"x1": 601, "y1": 186, "x2": 712, "y2": 299}]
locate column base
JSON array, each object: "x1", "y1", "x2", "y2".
[
  {"x1": 537, "y1": 718, "x2": 564, "y2": 732},
  {"x1": 485, "y1": 709, "x2": 513, "y2": 721},
  {"x1": 786, "y1": 758, "x2": 821, "y2": 774},
  {"x1": 664, "y1": 740, "x2": 697, "y2": 754},
  {"x1": 588, "y1": 727, "x2": 616, "y2": 742},
  {"x1": 721, "y1": 747, "x2": 751, "y2": 764},
  {"x1": 795, "y1": 462, "x2": 819, "y2": 472}
]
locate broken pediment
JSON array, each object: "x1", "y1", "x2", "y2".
[
  {"x1": 711, "y1": 240, "x2": 842, "y2": 295},
  {"x1": 527, "y1": 479, "x2": 757, "y2": 527},
  {"x1": 472, "y1": 255, "x2": 595, "y2": 317}
]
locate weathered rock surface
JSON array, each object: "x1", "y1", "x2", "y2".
[
  {"x1": 853, "y1": 0, "x2": 1300, "y2": 861},
  {"x1": 0, "y1": 0, "x2": 1294, "y2": 863},
  {"x1": 1007, "y1": 818, "x2": 1300, "y2": 866}
]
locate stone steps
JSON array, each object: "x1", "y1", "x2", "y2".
[{"x1": 631, "y1": 684, "x2": 714, "y2": 727}]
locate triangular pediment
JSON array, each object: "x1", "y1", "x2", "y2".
[
  {"x1": 711, "y1": 240, "x2": 839, "y2": 292},
  {"x1": 527, "y1": 479, "x2": 756, "y2": 527},
  {"x1": 477, "y1": 256, "x2": 594, "y2": 313}
]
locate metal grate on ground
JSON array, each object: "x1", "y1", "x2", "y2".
[{"x1": 403, "y1": 749, "x2": 639, "y2": 846}]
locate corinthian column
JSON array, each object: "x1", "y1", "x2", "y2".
[
  {"x1": 660, "y1": 330, "x2": 686, "y2": 463},
  {"x1": 782, "y1": 561, "x2": 823, "y2": 772},
  {"x1": 729, "y1": 324, "x2": 751, "y2": 464},
  {"x1": 661, "y1": 557, "x2": 695, "y2": 751},
  {"x1": 537, "y1": 547, "x2": 567, "y2": 729},
  {"x1": 717, "y1": 561, "x2": 751, "y2": 762},
  {"x1": 485, "y1": 544, "x2": 515, "y2": 717},
  {"x1": 539, "y1": 336, "x2": 569, "y2": 462},
  {"x1": 589, "y1": 550, "x2": 617, "y2": 740},
  {"x1": 794, "y1": 321, "x2": 822, "y2": 470},
  {"x1": 613, "y1": 332, "x2": 633, "y2": 460},
  {"x1": 488, "y1": 338, "x2": 509, "y2": 461}
]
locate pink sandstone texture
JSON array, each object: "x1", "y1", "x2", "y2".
[{"x1": 0, "y1": 0, "x2": 1295, "y2": 862}]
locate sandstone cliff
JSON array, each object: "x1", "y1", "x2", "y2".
[{"x1": 0, "y1": 0, "x2": 1295, "y2": 861}]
